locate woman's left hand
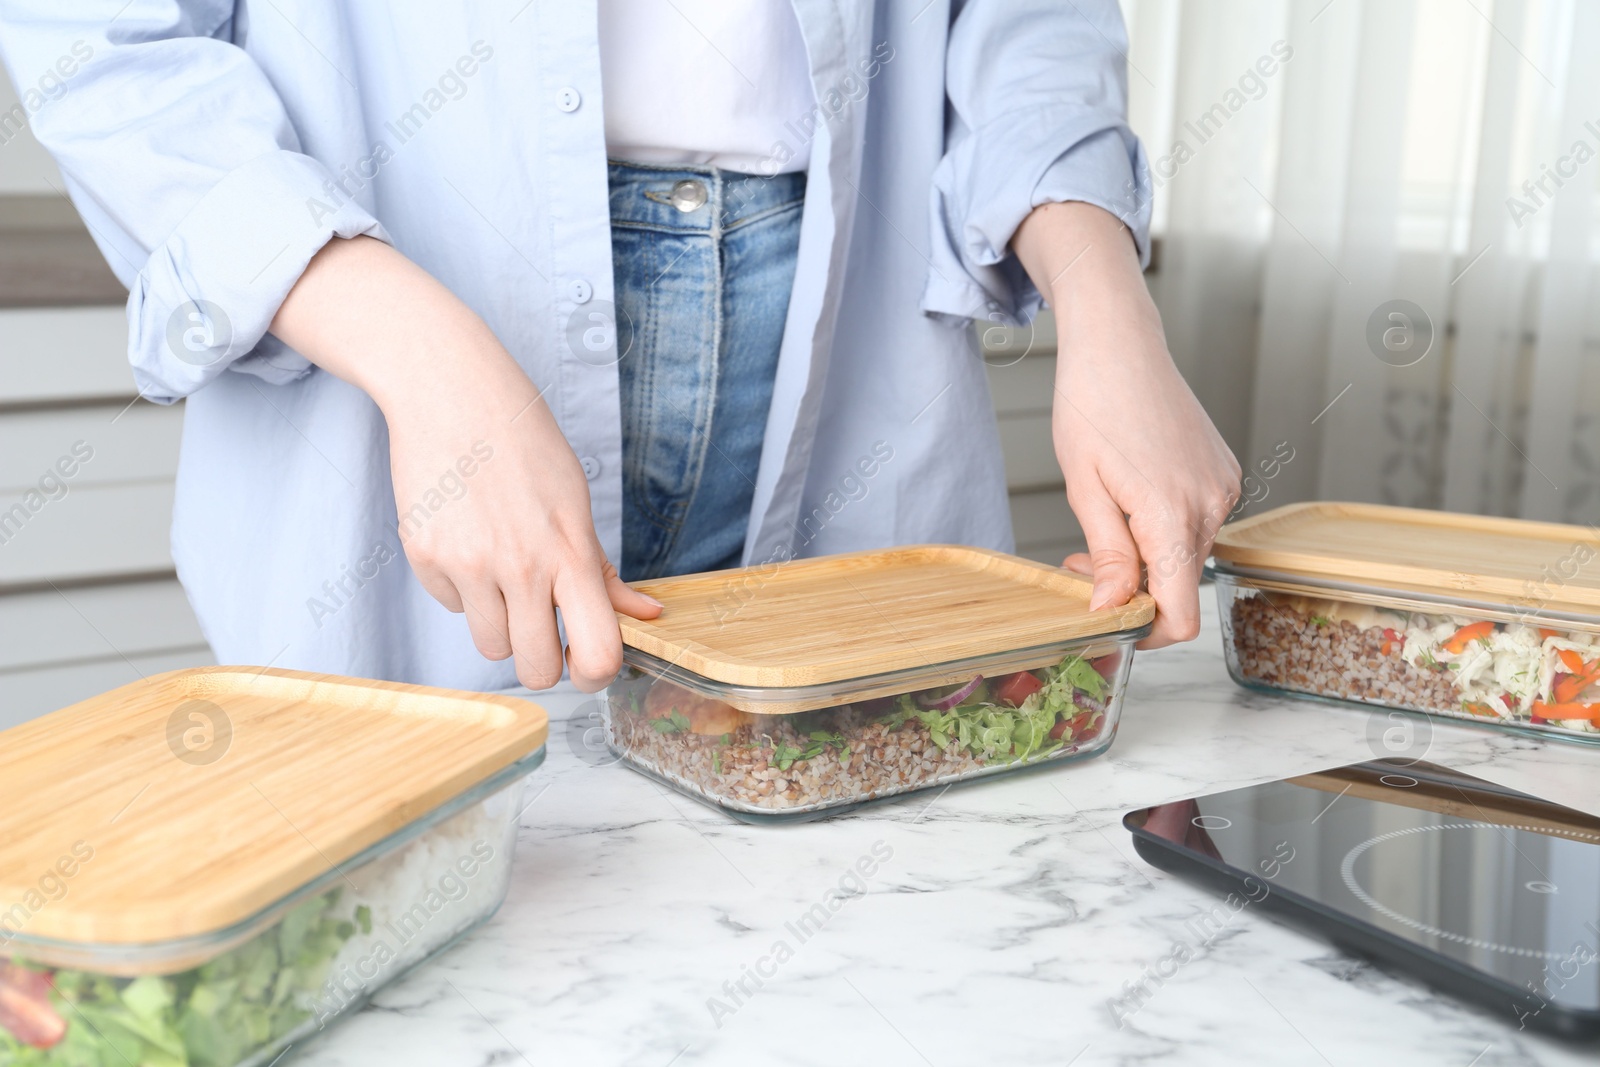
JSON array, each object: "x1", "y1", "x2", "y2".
[{"x1": 1013, "y1": 201, "x2": 1240, "y2": 648}]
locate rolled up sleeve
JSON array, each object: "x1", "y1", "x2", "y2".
[
  {"x1": 922, "y1": 0, "x2": 1152, "y2": 326},
  {"x1": 0, "y1": 1, "x2": 388, "y2": 403}
]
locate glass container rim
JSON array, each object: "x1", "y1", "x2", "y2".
[
  {"x1": 618, "y1": 623, "x2": 1153, "y2": 709},
  {"x1": 1206, "y1": 559, "x2": 1600, "y2": 627},
  {"x1": 1, "y1": 746, "x2": 546, "y2": 970}
]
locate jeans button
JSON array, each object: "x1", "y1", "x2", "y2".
[
  {"x1": 669, "y1": 180, "x2": 708, "y2": 212},
  {"x1": 569, "y1": 279, "x2": 593, "y2": 304},
  {"x1": 579, "y1": 456, "x2": 601, "y2": 480},
  {"x1": 556, "y1": 86, "x2": 582, "y2": 112}
]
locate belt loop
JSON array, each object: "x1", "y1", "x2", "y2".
[{"x1": 710, "y1": 167, "x2": 724, "y2": 240}]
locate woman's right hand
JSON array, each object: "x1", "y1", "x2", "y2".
[{"x1": 270, "y1": 236, "x2": 660, "y2": 691}]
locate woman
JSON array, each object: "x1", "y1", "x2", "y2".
[{"x1": 0, "y1": 1, "x2": 1238, "y2": 693}]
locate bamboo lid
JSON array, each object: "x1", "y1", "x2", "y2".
[
  {"x1": 0, "y1": 668, "x2": 547, "y2": 946},
  {"x1": 1213, "y1": 502, "x2": 1600, "y2": 614},
  {"x1": 620, "y1": 544, "x2": 1156, "y2": 688}
]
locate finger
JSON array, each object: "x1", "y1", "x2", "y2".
[
  {"x1": 1067, "y1": 479, "x2": 1142, "y2": 612},
  {"x1": 554, "y1": 558, "x2": 625, "y2": 693},
  {"x1": 1134, "y1": 508, "x2": 1204, "y2": 648},
  {"x1": 503, "y1": 581, "x2": 565, "y2": 690},
  {"x1": 412, "y1": 565, "x2": 465, "y2": 613},
  {"x1": 457, "y1": 581, "x2": 513, "y2": 661},
  {"x1": 601, "y1": 558, "x2": 664, "y2": 620},
  {"x1": 1061, "y1": 552, "x2": 1093, "y2": 577}
]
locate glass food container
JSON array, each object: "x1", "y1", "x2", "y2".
[
  {"x1": 605, "y1": 545, "x2": 1155, "y2": 822},
  {"x1": 0, "y1": 667, "x2": 548, "y2": 1066},
  {"x1": 1212, "y1": 501, "x2": 1600, "y2": 745}
]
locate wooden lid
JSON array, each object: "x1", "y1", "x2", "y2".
[
  {"x1": 1213, "y1": 502, "x2": 1600, "y2": 614},
  {"x1": 620, "y1": 544, "x2": 1155, "y2": 688},
  {"x1": 0, "y1": 668, "x2": 547, "y2": 946}
]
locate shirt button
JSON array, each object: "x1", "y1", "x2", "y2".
[
  {"x1": 569, "y1": 279, "x2": 593, "y2": 304},
  {"x1": 669, "y1": 179, "x2": 708, "y2": 212},
  {"x1": 556, "y1": 86, "x2": 582, "y2": 112},
  {"x1": 579, "y1": 456, "x2": 601, "y2": 480}
]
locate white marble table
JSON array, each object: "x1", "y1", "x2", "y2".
[{"x1": 297, "y1": 594, "x2": 1598, "y2": 1067}]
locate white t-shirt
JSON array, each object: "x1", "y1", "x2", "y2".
[{"x1": 597, "y1": 1, "x2": 815, "y2": 174}]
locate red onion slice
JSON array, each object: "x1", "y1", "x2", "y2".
[{"x1": 918, "y1": 674, "x2": 983, "y2": 711}]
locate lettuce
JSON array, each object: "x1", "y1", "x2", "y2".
[
  {"x1": 2, "y1": 890, "x2": 355, "y2": 1067},
  {"x1": 880, "y1": 652, "x2": 1111, "y2": 764}
]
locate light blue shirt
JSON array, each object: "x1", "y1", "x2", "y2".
[{"x1": 0, "y1": 0, "x2": 1150, "y2": 689}]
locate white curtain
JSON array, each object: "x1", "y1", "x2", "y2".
[{"x1": 1122, "y1": 0, "x2": 1600, "y2": 523}]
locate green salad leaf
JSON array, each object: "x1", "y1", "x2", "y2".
[
  {"x1": 650, "y1": 708, "x2": 691, "y2": 734},
  {"x1": 798, "y1": 730, "x2": 849, "y2": 764},
  {"x1": 876, "y1": 652, "x2": 1111, "y2": 765},
  {"x1": 2, "y1": 890, "x2": 357, "y2": 1067},
  {"x1": 770, "y1": 739, "x2": 804, "y2": 771}
]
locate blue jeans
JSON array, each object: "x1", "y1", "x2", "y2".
[{"x1": 609, "y1": 161, "x2": 805, "y2": 582}]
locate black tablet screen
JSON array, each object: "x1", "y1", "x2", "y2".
[{"x1": 1129, "y1": 760, "x2": 1600, "y2": 1020}]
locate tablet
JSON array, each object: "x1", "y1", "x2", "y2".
[{"x1": 1124, "y1": 760, "x2": 1600, "y2": 1039}]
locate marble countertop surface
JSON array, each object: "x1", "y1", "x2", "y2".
[{"x1": 296, "y1": 594, "x2": 1599, "y2": 1067}]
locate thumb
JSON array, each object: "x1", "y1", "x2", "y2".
[
  {"x1": 1068, "y1": 482, "x2": 1142, "y2": 611},
  {"x1": 602, "y1": 559, "x2": 664, "y2": 620}
]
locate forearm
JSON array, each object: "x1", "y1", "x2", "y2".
[
  {"x1": 268, "y1": 236, "x2": 540, "y2": 423},
  {"x1": 265, "y1": 234, "x2": 654, "y2": 690},
  {"x1": 1011, "y1": 201, "x2": 1165, "y2": 359}
]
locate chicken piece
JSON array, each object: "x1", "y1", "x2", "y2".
[{"x1": 644, "y1": 681, "x2": 750, "y2": 735}]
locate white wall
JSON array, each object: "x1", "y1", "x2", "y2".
[{"x1": 0, "y1": 59, "x2": 209, "y2": 728}]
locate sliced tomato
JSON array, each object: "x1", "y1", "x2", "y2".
[
  {"x1": 1089, "y1": 653, "x2": 1121, "y2": 678},
  {"x1": 995, "y1": 671, "x2": 1044, "y2": 707},
  {"x1": 0, "y1": 963, "x2": 65, "y2": 1049},
  {"x1": 1442, "y1": 621, "x2": 1494, "y2": 654},
  {"x1": 1050, "y1": 710, "x2": 1101, "y2": 741}
]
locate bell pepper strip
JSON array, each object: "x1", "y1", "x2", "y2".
[
  {"x1": 1380, "y1": 627, "x2": 1403, "y2": 657},
  {"x1": 1461, "y1": 701, "x2": 1500, "y2": 718},
  {"x1": 1556, "y1": 648, "x2": 1588, "y2": 674},
  {"x1": 1551, "y1": 650, "x2": 1600, "y2": 704},
  {"x1": 1553, "y1": 672, "x2": 1600, "y2": 705},
  {"x1": 1531, "y1": 700, "x2": 1600, "y2": 724},
  {"x1": 1539, "y1": 628, "x2": 1564, "y2": 641},
  {"x1": 1442, "y1": 621, "x2": 1495, "y2": 654},
  {"x1": 0, "y1": 962, "x2": 66, "y2": 1049}
]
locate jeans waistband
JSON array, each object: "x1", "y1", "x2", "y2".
[{"x1": 607, "y1": 159, "x2": 807, "y2": 233}]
